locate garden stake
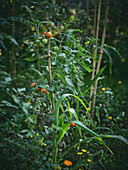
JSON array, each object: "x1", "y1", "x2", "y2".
[
  {"x1": 89, "y1": 0, "x2": 101, "y2": 119},
  {"x1": 37, "y1": 45, "x2": 41, "y2": 72},
  {"x1": 92, "y1": 2, "x2": 110, "y2": 114},
  {"x1": 47, "y1": 39, "x2": 52, "y2": 83},
  {"x1": 12, "y1": 0, "x2": 17, "y2": 89},
  {"x1": 47, "y1": 28, "x2": 55, "y2": 111}
]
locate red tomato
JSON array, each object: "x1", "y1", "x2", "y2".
[{"x1": 70, "y1": 122, "x2": 75, "y2": 127}]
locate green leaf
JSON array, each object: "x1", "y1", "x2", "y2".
[
  {"x1": 73, "y1": 120, "x2": 100, "y2": 137},
  {"x1": 101, "y1": 135, "x2": 128, "y2": 145},
  {"x1": 103, "y1": 48, "x2": 112, "y2": 75},
  {"x1": 5, "y1": 35, "x2": 19, "y2": 46},
  {"x1": 56, "y1": 73, "x2": 66, "y2": 84},
  {"x1": 28, "y1": 68, "x2": 42, "y2": 76},
  {"x1": 104, "y1": 44, "x2": 122, "y2": 58},
  {"x1": 84, "y1": 66, "x2": 107, "y2": 93},
  {"x1": 73, "y1": 120, "x2": 114, "y2": 156},
  {"x1": 17, "y1": 88, "x2": 26, "y2": 93},
  {"x1": 54, "y1": 94, "x2": 72, "y2": 126},
  {"x1": 57, "y1": 142, "x2": 80, "y2": 163},
  {"x1": 80, "y1": 63, "x2": 92, "y2": 73},
  {"x1": 56, "y1": 123, "x2": 70, "y2": 143},
  {"x1": 1, "y1": 100, "x2": 17, "y2": 108},
  {"x1": 24, "y1": 57, "x2": 37, "y2": 61},
  {"x1": 65, "y1": 77, "x2": 74, "y2": 87}
]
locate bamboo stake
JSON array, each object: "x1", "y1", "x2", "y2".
[
  {"x1": 47, "y1": 39, "x2": 52, "y2": 83},
  {"x1": 92, "y1": 2, "x2": 110, "y2": 114},
  {"x1": 12, "y1": 0, "x2": 17, "y2": 89},
  {"x1": 37, "y1": 45, "x2": 41, "y2": 72},
  {"x1": 89, "y1": 0, "x2": 101, "y2": 112},
  {"x1": 47, "y1": 28, "x2": 55, "y2": 112}
]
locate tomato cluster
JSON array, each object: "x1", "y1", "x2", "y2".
[{"x1": 30, "y1": 83, "x2": 47, "y2": 94}]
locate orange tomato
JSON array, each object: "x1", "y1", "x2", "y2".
[
  {"x1": 31, "y1": 83, "x2": 36, "y2": 88},
  {"x1": 41, "y1": 32, "x2": 46, "y2": 35},
  {"x1": 41, "y1": 88, "x2": 47, "y2": 94},
  {"x1": 21, "y1": 44, "x2": 24, "y2": 47},
  {"x1": 36, "y1": 87, "x2": 41, "y2": 91},
  {"x1": 46, "y1": 32, "x2": 52, "y2": 39}
]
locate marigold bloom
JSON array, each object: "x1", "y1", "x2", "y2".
[
  {"x1": 100, "y1": 133, "x2": 103, "y2": 135},
  {"x1": 30, "y1": 135, "x2": 33, "y2": 138},
  {"x1": 64, "y1": 160, "x2": 72, "y2": 166},
  {"x1": 102, "y1": 88, "x2": 106, "y2": 91},
  {"x1": 28, "y1": 101, "x2": 30, "y2": 104},
  {"x1": 87, "y1": 159, "x2": 91, "y2": 162},
  {"x1": 118, "y1": 81, "x2": 122, "y2": 84},
  {"x1": 108, "y1": 116, "x2": 112, "y2": 120},
  {"x1": 77, "y1": 152, "x2": 83, "y2": 155},
  {"x1": 81, "y1": 149, "x2": 87, "y2": 152},
  {"x1": 0, "y1": 52, "x2": 2, "y2": 56}
]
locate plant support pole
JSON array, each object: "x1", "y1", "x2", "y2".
[
  {"x1": 92, "y1": 2, "x2": 110, "y2": 114},
  {"x1": 47, "y1": 30, "x2": 55, "y2": 112},
  {"x1": 12, "y1": 0, "x2": 17, "y2": 88},
  {"x1": 47, "y1": 39, "x2": 52, "y2": 83},
  {"x1": 89, "y1": 0, "x2": 100, "y2": 111}
]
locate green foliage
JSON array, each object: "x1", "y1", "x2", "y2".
[{"x1": 0, "y1": 0, "x2": 128, "y2": 169}]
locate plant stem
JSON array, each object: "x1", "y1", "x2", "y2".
[{"x1": 92, "y1": 2, "x2": 110, "y2": 114}]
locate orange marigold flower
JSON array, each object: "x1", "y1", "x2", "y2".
[{"x1": 64, "y1": 160, "x2": 72, "y2": 166}]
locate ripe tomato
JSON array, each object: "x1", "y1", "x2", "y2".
[
  {"x1": 31, "y1": 83, "x2": 36, "y2": 88},
  {"x1": 70, "y1": 122, "x2": 75, "y2": 127},
  {"x1": 41, "y1": 32, "x2": 46, "y2": 35},
  {"x1": 21, "y1": 44, "x2": 24, "y2": 47},
  {"x1": 46, "y1": 32, "x2": 52, "y2": 39},
  {"x1": 41, "y1": 88, "x2": 47, "y2": 94},
  {"x1": 36, "y1": 87, "x2": 40, "y2": 91}
]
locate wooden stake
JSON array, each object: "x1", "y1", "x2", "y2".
[
  {"x1": 89, "y1": 0, "x2": 101, "y2": 114},
  {"x1": 12, "y1": 0, "x2": 17, "y2": 89},
  {"x1": 47, "y1": 31, "x2": 55, "y2": 111},
  {"x1": 47, "y1": 39, "x2": 52, "y2": 83},
  {"x1": 92, "y1": 2, "x2": 110, "y2": 114}
]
